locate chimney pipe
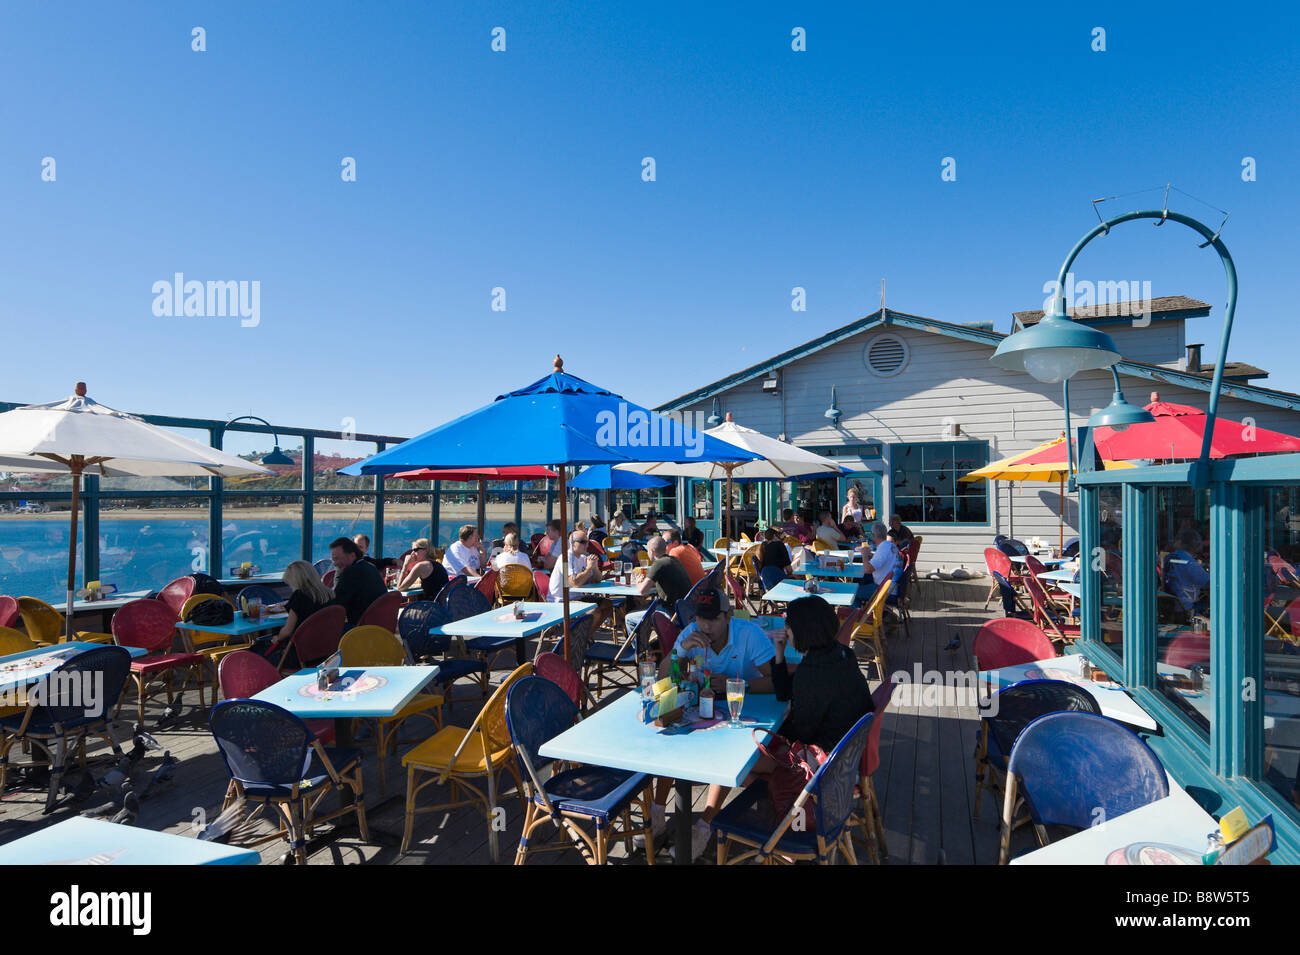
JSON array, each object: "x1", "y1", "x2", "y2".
[{"x1": 1185, "y1": 343, "x2": 1203, "y2": 373}]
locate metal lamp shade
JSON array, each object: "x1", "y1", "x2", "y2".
[{"x1": 991, "y1": 311, "x2": 1121, "y2": 383}]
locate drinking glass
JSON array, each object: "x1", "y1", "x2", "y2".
[
  {"x1": 248, "y1": 597, "x2": 262, "y2": 621},
  {"x1": 639, "y1": 661, "x2": 657, "y2": 700},
  {"x1": 726, "y1": 678, "x2": 745, "y2": 727}
]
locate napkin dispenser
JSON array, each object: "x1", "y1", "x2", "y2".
[{"x1": 316, "y1": 651, "x2": 343, "y2": 690}]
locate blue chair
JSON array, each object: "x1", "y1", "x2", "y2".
[
  {"x1": 999, "y1": 711, "x2": 1169, "y2": 864},
  {"x1": 0, "y1": 645, "x2": 131, "y2": 813},
  {"x1": 711, "y1": 710, "x2": 874, "y2": 864},
  {"x1": 209, "y1": 699, "x2": 369, "y2": 864},
  {"x1": 991, "y1": 570, "x2": 1031, "y2": 619},
  {"x1": 1063, "y1": 537, "x2": 1081, "y2": 559},
  {"x1": 997, "y1": 537, "x2": 1030, "y2": 559},
  {"x1": 973, "y1": 679, "x2": 1100, "y2": 820},
  {"x1": 759, "y1": 565, "x2": 787, "y2": 593},
  {"x1": 505, "y1": 676, "x2": 655, "y2": 865},
  {"x1": 397, "y1": 601, "x2": 488, "y2": 708},
  {"x1": 445, "y1": 583, "x2": 490, "y2": 622},
  {"x1": 313, "y1": 558, "x2": 334, "y2": 577},
  {"x1": 235, "y1": 584, "x2": 284, "y2": 608},
  {"x1": 433, "y1": 574, "x2": 469, "y2": 607},
  {"x1": 579, "y1": 610, "x2": 639, "y2": 696}
]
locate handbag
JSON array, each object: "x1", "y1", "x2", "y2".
[{"x1": 753, "y1": 731, "x2": 828, "y2": 833}]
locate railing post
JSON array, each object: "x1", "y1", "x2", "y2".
[
  {"x1": 82, "y1": 473, "x2": 100, "y2": 585},
  {"x1": 301, "y1": 435, "x2": 314, "y2": 561},
  {"x1": 1210, "y1": 481, "x2": 1262, "y2": 778},
  {"x1": 1122, "y1": 483, "x2": 1156, "y2": 690},
  {"x1": 372, "y1": 441, "x2": 386, "y2": 558},
  {"x1": 1078, "y1": 483, "x2": 1100, "y2": 645},
  {"x1": 209, "y1": 427, "x2": 223, "y2": 576}
]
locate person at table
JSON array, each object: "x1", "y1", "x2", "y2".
[
  {"x1": 395, "y1": 538, "x2": 451, "y2": 598},
  {"x1": 779, "y1": 508, "x2": 811, "y2": 543},
  {"x1": 772, "y1": 594, "x2": 873, "y2": 744},
  {"x1": 327, "y1": 536, "x2": 387, "y2": 628},
  {"x1": 257, "y1": 560, "x2": 333, "y2": 668},
  {"x1": 1163, "y1": 529, "x2": 1210, "y2": 614},
  {"x1": 443, "y1": 524, "x2": 485, "y2": 577},
  {"x1": 633, "y1": 535, "x2": 693, "y2": 609},
  {"x1": 841, "y1": 488, "x2": 865, "y2": 527},
  {"x1": 758, "y1": 526, "x2": 793, "y2": 591},
  {"x1": 815, "y1": 511, "x2": 847, "y2": 548},
  {"x1": 589, "y1": 515, "x2": 607, "y2": 540},
  {"x1": 353, "y1": 532, "x2": 397, "y2": 572},
  {"x1": 608, "y1": 510, "x2": 632, "y2": 537},
  {"x1": 493, "y1": 532, "x2": 534, "y2": 572},
  {"x1": 493, "y1": 522, "x2": 520, "y2": 550},
  {"x1": 851, "y1": 522, "x2": 904, "y2": 607},
  {"x1": 681, "y1": 516, "x2": 704, "y2": 551},
  {"x1": 665, "y1": 528, "x2": 707, "y2": 584},
  {"x1": 534, "y1": 520, "x2": 563, "y2": 571},
  {"x1": 887, "y1": 513, "x2": 914, "y2": 546},
  {"x1": 547, "y1": 530, "x2": 614, "y2": 634},
  {"x1": 637, "y1": 512, "x2": 660, "y2": 538},
  {"x1": 643, "y1": 588, "x2": 776, "y2": 860}
]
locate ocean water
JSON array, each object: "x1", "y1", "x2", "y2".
[{"x1": 0, "y1": 516, "x2": 546, "y2": 603}]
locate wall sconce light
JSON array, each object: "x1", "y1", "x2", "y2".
[
  {"x1": 941, "y1": 419, "x2": 961, "y2": 439},
  {"x1": 824, "y1": 386, "x2": 842, "y2": 426},
  {"x1": 706, "y1": 399, "x2": 722, "y2": 426},
  {"x1": 762, "y1": 371, "x2": 781, "y2": 394}
]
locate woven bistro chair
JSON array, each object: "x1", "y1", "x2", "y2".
[
  {"x1": 16, "y1": 596, "x2": 113, "y2": 646},
  {"x1": 177, "y1": 593, "x2": 250, "y2": 706},
  {"x1": 157, "y1": 576, "x2": 197, "y2": 619},
  {"x1": 972, "y1": 619, "x2": 1058, "y2": 671},
  {"x1": 852, "y1": 681, "x2": 895, "y2": 862},
  {"x1": 396, "y1": 601, "x2": 488, "y2": 709},
  {"x1": 277, "y1": 605, "x2": 346, "y2": 676},
  {"x1": 496, "y1": 563, "x2": 538, "y2": 604},
  {"x1": 849, "y1": 571, "x2": 894, "y2": 677},
  {"x1": 112, "y1": 598, "x2": 207, "y2": 726},
  {"x1": 217, "y1": 651, "x2": 335, "y2": 743},
  {"x1": 357, "y1": 591, "x2": 406, "y2": 633}
]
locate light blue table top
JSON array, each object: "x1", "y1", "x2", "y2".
[
  {"x1": 431, "y1": 600, "x2": 595, "y2": 639},
  {"x1": 1056, "y1": 582, "x2": 1082, "y2": 598},
  {"x1": 251, "y1": 665, "x2": 439, "y2": 719},
  {"x1": 540, "y1": 690, "x2": 790, "y2": 787},
  {"x1": 177, "y1": 614, "x2": 288, "y2": 637},
  {"x1": 217, "y1": 574, "x2": 285, "y2": 587},
  {"x1": 762, "y1": 579, "x2": 858, "y2": 607},
  {"x1": 803, "y1": 565, "x2": 861, "y2": 578},
  {"x1": 1009, "y1": 555, "x2": 1065, "y2": 567},
  {"x1": 0, "y1": 642, "x2": 147, "y2": 695},
  {"x1": 0, "y1": 815, "x2": 260, "y2": 865},
  {"x1": 1039, "y1": 568, "x2": 1079, "y2": 584},
  {"x1": 984, "y1": 653, "x2": 1157, "y2": 732},
  {"x1": 49, "y1": 590, "x2": 153, "y2": 614},
  {"x1": 569, "y1": 580, "x2": 645, "y2": 598}
]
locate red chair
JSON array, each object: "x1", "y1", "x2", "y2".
[
  {"x1": 904, "y1": 537, "x2": 921, "y2": 589},
  {"x1": 855, "y1": 680, "x2": 894, "y2": 862},
  {"x1": 651, "y1": 611, "x2": 680, "y2": 657},
  {"x1": 533, "y1": 570, "x2": 551, "y2": 598},
  {"x1": 972, "y1": 619, "x2": 1057, "y2": 671},
  {"x1": 1164, "y1": 631, "x2": 1211, "y2": 670},
  {"x1": 217, "y1": 650, "x2": 334, "y2": 742},
  {"x1": 321, "y1": 569, "x2": 336, "y2": 588},
  {"x1": 1024, "y1": 576, "x2": 1078, "y2": 644},
  {"x1": 279, "y1": 605, "x2": 346, "y2": 675},
  {"x1": 1269, "y1": 553, "x2": 1300, "y2": 589},
  {"x1": 724, "y1": 572, "x2": 751, "y2": 615},
  {"x1": 1023, "y1": 554, "x2": 1050, "y2": 579},
  {"x1": 983, "y1": 548, "x2": 1022, "y2": 609},
  {"x1": 112, "y1": 598, "x2": 206, "y2": 725},
  {"x1": 534, "y1": 651, "x2": 585, "y2": 708},
  {"x1": 357, "y1": 590, "x2": 405, "y2": 632},
  {"x1": 157, "y1": 576, "x2": 196, "y2": 619},
  {"x1": 0, "y1": 596, "x2": 17, "y2": 630},
  {"x1": 475, "y1": 568, "x2": 500, "y2": 602}
]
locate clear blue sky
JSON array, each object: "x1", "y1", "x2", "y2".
[{"x1": 3, "y1": 1, "x2": 1298, "y2": 457}]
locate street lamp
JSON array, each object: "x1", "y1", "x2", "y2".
[
  {"x1": 1088, "y1": 367, "x2": 1154, "y2": 432},
  {"x1": 223, "y1": 415, "x2": 294, "y2": 465}
]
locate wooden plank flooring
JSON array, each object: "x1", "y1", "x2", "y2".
[{"x1": 0, "y1": 577, "x2": 1042, "y2": 864}]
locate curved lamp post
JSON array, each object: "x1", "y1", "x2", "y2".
[
  {"x1": 993, "y1": 209, "x2": 1236, "y2": 488},
  {"x1": 223, "y1": 415, "x2": 295, "y2": 465}
]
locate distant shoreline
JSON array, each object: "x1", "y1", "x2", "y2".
[{"x1": 0, "y1": 502, "x2": 527, "y2": 522}]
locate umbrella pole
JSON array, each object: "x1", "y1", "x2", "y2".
[
  {"x1": 65, "y1": 460, "x2": 82, "y2": 642},
  {"x1": 477, "y1": 478, "x2": 486, "y2": 543},
  {"x1": 1059, "y1": 475, "x2": 1065, "y2": 552},
  {"x1": 559, "y1": 466, "x2": 571, "y2": 667}
]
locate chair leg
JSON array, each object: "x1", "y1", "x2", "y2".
[
  {"x1": 401, "y1": 767, "x2": 417, "y2": 855},
  {"x1": 43, "y1": 735, "x2": 67, "y2": 814},
  {"x1": 842, "y1": 832, "x2": 859, "y2": 865},
  {"x1": 135, "y1": 674, "x2": 145, "y2": 727},
  {"x1": 351, "y1": 767, "x2": 370, "y2": 842},
  {"x1": 485, "y1": 770, "x2": 501, "y2": 863}
]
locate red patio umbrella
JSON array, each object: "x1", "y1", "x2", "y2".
[
  {"x1": 1094, "y1": 394, "x2": 1300, "y2": 461},
  {"x1": 389, "y1": 466, "x2": 559, "y2": 545}
]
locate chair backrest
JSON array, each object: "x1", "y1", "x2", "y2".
[
  {"x1": 713, "y1": 538, "x2": 732, "y2": 553},
  {"x1": 629, "y1": 597, "x2": 660, "y2": 655},
  {"x1": 475, "y1": 568, "x2": 500, "y2": 601},
  {"x1": 157, "y1": 576, "x2": 197, "y2": 618},
  {"x1": 857, "y1": 571, "x2": 894, "y2": 629},
  {"x1": 1006, "y1": 711, "x2": 1168, "y2": 831},
  {"x1": 1024, "y1": 554, "x2": 1048, "y2": 578},
  {"x1": 321, "y1": 569, "x2": 336, "y2": 588},
  {"x1": 808, "y1": 711, "x2": 874, "y2": 843},
  {"x1": 833, "y1": 606, "x2": 866, "y2": 646},
  {"x1": 435, "y1": 574, "x2": 468, "y2": 605},
  {"x1": 532, "y1": 570, "x2": 551, "y2": 597},
  {"x1": 0, "y1": 596, "x2": 18, "y2": 630},
  {"x1": 357, "y1": 590, "x2": 405, "y2": 632},
  {"x1": 445, "y1": 584, "x2": 491, "y2": 622},
  {"x1": 475, "y1": 662, "x2": 535, "y2": 755},
  {"x1": 32, "y1": 645, "x2": 132, "y2": 725},
  {"x1": 1063, "y1": 537, "x2": 1080, "y2": 558},
  {"x1": 863, "y1": 680, "x2": 894, "y2": 777},
  {"x1": 724, "y1": 572, "x2": 746, "y2": 609},
  {"x1": 984, "y1": 547, "x2": 1012, "y2": 578},
  {"x1": 236, "y1": 584, "x2": 283, "y2": 607},
  {"x1": 16, "y1": 597, "x2": 63, "y2": 644},
  {"x1": 396, "y1": 600, "x2": 453, "y2": 659},
  {"x1": 1269, "y1": 553, "x2": 1300, "y2": 588},
  {"x1": 972, "y1": 619, "x2": 1057, "y2": 670},
  {"x1": 496, "y1": 563, "x2": 536, "y2": 600},
  {"x1": 0, "y1": 625, "x2": 38, "y2": 656},
  {"x1": 180, "y1": 592, "x2": 228, "y2": 620},
  {"x1": 740, "y1": 544, "x2": 761, "y2": 577},
  {"x1": 210, "y1": 699, "x2": 314, "y2": 788},
  {"x1": 783, "y1": 535, "x2": 802, "y2": 549},
  {"x1": 1164, "y1": 631, "x2": 1211, "y2": 670},
  {"x1": 905, "y1": 536, "x2": 921, "y2": 565},
  {"x1": 987, "y1": 679, "x2": 1100, "y2": 760},
  {"x1": 284, "y1": 605, "x2": 347, "y2": 671},
  {"x1": 313, "y1": 558, "x2": 334, "y2": 576},
  {"x1": 551, "y1": 615, "x2": 595, "y2": 669},
  {"x1": 652, "y1": 611, "x2": 680, "y2": 656},
  {"x1": 218, "y1": 649, "x2": 283, "y2": 698},
  {"x1": 112, "y1": 598, "x2": 180, "y2": 653},
  {"x1": 997, "y1": 538, "x2": 1030, "y2": 558},
  {"x1": 339, "y1": 625, "x2": 408, "y2": 666},
  {"x1": 533, "y1": 652, "x2": 584, "y2": 708},
  {"x1": 506, "y1": 675, "x2": 579, "y2": 795},
  {"x1": 811, "y1": 539, "x2": 829, "y2": 553}
]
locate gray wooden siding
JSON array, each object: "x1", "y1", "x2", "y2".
[{"x1": 678, "y1": 321, "x2": 1300, "y2": 573}]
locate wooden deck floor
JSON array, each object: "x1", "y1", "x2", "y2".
[{"x1": 0, "y1": 577, "x2": 1037, "y2": 864}]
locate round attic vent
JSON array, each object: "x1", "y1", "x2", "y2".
[{"x1": 864, "y1": 333, "x2": 909, "y2": 377}]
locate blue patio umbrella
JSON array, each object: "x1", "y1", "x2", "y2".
[
  {"x1": 342, "y1": 357, "x2": 754, "y2": 661},
  {"x1": 569, "y1": 465, "x2": 669, "y2": 491}
]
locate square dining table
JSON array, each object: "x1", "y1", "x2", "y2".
[
  {"x1": 177, "y1": 613, "x2": 289, "y2": 640},
  {"x1": 0, "y1": 815, "x2": 260, "y2": 865},
  {"x1": 981, "y1": 653, "x2": 1158, "y2": 732},
  {"x1": 540, "y1": 689, "x2": 789, "y2": 863},
  {"x1": 762, "y1": 579, "x2": 859, "y2": 608},
  {"x1": 431, "y1": 600, "x2": 596, "y2": 663},
  {"x1": 0, "y1": 641, "x2": 147, "y2": 697}
]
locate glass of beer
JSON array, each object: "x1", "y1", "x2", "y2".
[{"x1": 726, "y1": 678, "x2": 746, "y2": 727}]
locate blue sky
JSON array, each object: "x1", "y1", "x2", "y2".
[{"x1": 2, "y1": 1, "x2": 1297, "y2": 456}]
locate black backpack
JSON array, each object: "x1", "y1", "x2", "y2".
[
  {"x1": 184, "y1": 599, "x2": 234, "y2": 626},
  {"x1": 188, "y1": 573, "x2": 226, "y2": 597}
]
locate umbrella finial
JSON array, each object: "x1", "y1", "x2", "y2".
[
  {"x1": 74, "y1": 382, "x2": 87, "y2": 397},
  {"x1": 1151, "y1": 391, "x2": 1159, "y2": 403},
  {"x1": 553, "y1": 354, "x2": 564, "y2": 372},
  {"x1": 725, "y1": 412, "x2": 734, "y2": 422}
]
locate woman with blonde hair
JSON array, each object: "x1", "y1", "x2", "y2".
[
  {"x1": 396, "y1": 538, "x2": 452, "y2": 598},
  {"x1": 259, "y1": 560, "x2": 332, "y2": 668},
  {"x1": 493, "y1": 532, "x2": 533, "y2": 571}
]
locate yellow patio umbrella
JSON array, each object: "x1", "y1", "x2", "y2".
[{"x1": 960, "y1": 435, "x2": 1134, "y2": 546}]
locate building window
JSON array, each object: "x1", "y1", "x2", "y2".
[{"x1": 891, "y1": 441, "x2": 989, "y2": 524}]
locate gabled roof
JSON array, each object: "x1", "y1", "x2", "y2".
[
  {"x1": 1012, "y1": 295, "x2": 1210, "y2": 328},
  {"x1": 656, "y1": 309, "x2": 1300, "y2": 413}
]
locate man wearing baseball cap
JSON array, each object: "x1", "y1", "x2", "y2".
[{"x1": 640, "y1": 586, "x2": 776, "y2": 861}]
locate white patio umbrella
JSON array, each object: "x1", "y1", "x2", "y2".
[
  {"x1": 0, "y1": 383, "x2": 270, "y2": 638},
  {"x1": 616, "y1": 414, "x2": 847, "y2": 542}
]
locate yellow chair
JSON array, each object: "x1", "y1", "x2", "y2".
[
  {"x1": 338, "y1": 625, "x2": 443, "y2": 794},
  {"x1": 400, "y1": 662, "x2": 533, "y2": 862},
  {"x1": 739, "y1": 533, "x2": 752, "y2": 543},
  {"x1": 783, "y1": 535, "x2": 803, "y2": 549},
  {"x1": 495, "y1": 563, "x2": 536, "y2": 604},
  {"x1": 16, "y1": 597, "x2": 113, "y2": 646},
  {"x1": 601, "y1": 536, "x2": 619, "y2": 549},
  {"x1": 177, "y1": 593, "x2": 248, "y2": 707},
  {"x1": 851, "y1": 573, "x2": 895, "y2": 676},
  {"x1": 0, "y1": 627, "x2": 39, "y2": 717},
  {"x1": 739, "y1": 543, "x2": 764, "y2": 607},
  {"x1": 811, "y1": 539, "x2": 829, "y2": 553},
  {"x1": 713, "y1": 537, "x2": 732, "y2": 555}
]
